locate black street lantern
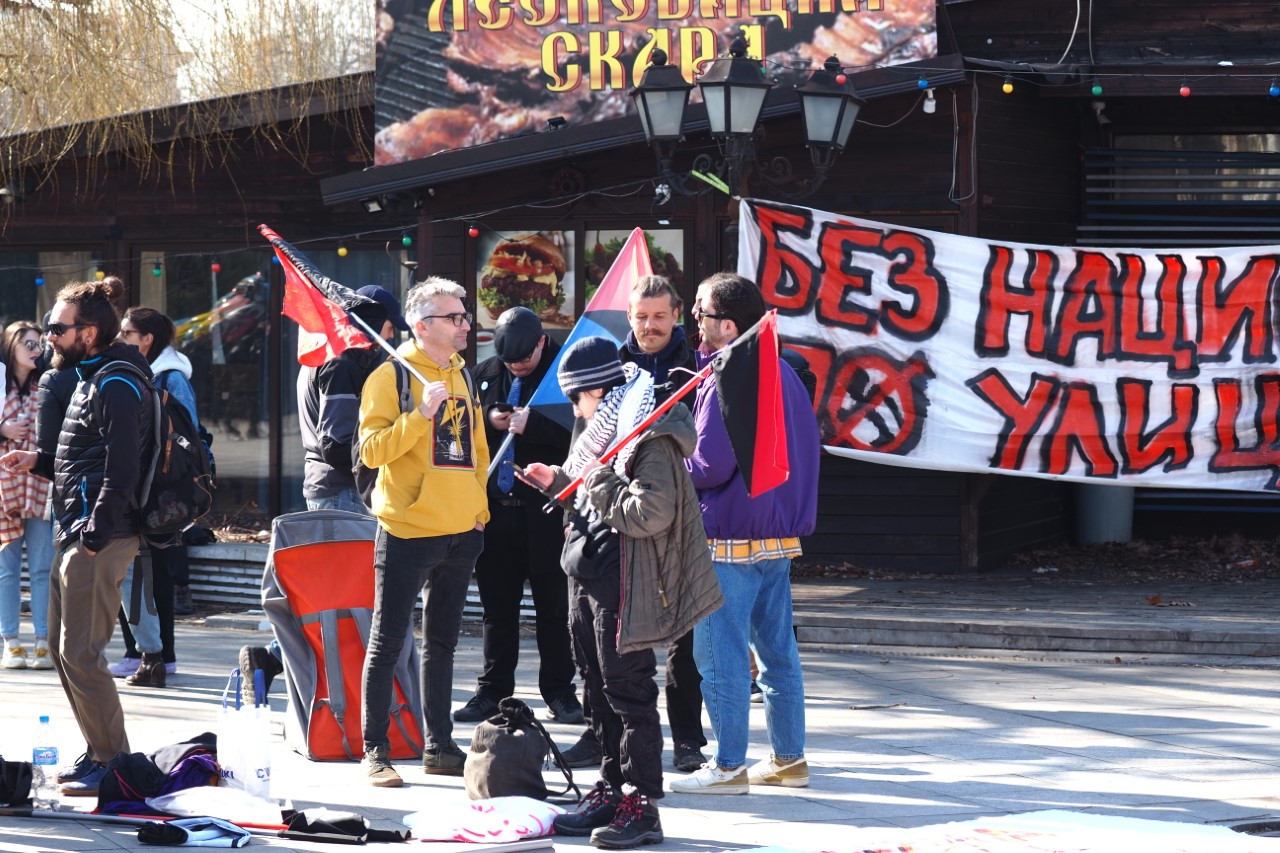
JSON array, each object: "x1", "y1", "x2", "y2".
[
  {"x1": 630, "y1": 48, "x2": 693, "y2": 142},
  {"x1": 796, "y1": 55, "x2": 865, "y2": 162},
  {"x1": 697, "y1": 37, "x2": 774, "y2": 137}
]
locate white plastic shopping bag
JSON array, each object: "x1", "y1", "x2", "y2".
[{"x1": 216, "y1": 668, "x2": 273, "y2": 800}]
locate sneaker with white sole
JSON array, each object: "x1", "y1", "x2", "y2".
[
  {"x1": 2, "y1": 640, "x2": 28, "y2": 669},
  {"x1": 108, "y1": 657, "x2": 141, "y2": 678},
  {"x1": 747, "y1": 755, "x2": 810, "y2": 788},
  {"x1": 31, "y1": 639, "x2": 53, "y2": 670},
  {"x1": 668, "y1": 763, "x2": 748, "y2": 795}
]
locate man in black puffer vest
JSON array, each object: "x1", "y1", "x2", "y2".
[{"x1": 0, "y1": 278, "x2": 153, "y2": 799}]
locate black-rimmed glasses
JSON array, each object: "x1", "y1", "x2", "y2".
[
  {"x1": 45, "y1": 323, "x2": 92, "y2": 338},
  {"x1": 420, "y1": 312, "x2": 474, "y2": 327},
  {"x1": 693, "y1": 305, "x2": 727, "y2": 321}
]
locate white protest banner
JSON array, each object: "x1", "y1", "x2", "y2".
[{"x1": 738, "y1": 198, "x2": 1280, "y2": 492}]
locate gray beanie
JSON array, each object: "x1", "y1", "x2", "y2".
[{"x1": 558, "y1": 336, "x2": 625, "y2": 397}]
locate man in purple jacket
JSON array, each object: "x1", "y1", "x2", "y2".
[{"x1": 670, "y1": 272, "x2": 821, "y2": 796}]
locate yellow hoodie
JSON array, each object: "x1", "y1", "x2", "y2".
[{"x1": 358, "y1": 340, "x2": 491, "y2": 539}]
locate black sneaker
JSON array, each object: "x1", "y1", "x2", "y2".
[
  {"x1": 673, "y1": 741, "x2": 707, "y2": 772},
  {"x1": 546, "y1": 693, "x2": 586, "y2": 724},
  {"x1": 553, "y1": 781, "x2": 621, "y2": 836},
  {"x1": 56, "y1": 751, "x2": 95, "y2": 784},
  {"x1": 423, "y1": 743, "x2": 467, "y2": 776},
  {"x1": 750, "y1": 680, "x2": 764, "y2": 703},
  {"x1": 239, "y1": 645, "x2": 283, "y2": 706},
  {"x1": 560, "y1": 729, "x2": 603, "y2": 768},
  {"x1": 454, "y1": 693, "x2": 500, "y2": 723},
  {"x1": 590, "y1": 792, "x2": 663, "y2": 849}
]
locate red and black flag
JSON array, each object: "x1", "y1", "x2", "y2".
[
  {"x1": 712, "y1": 309, "x2": 790, "y2": 497},
  {"x1": 259, "y1": 224, "x2": 378, "y2": 366}
]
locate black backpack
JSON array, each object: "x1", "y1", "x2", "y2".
[
  {"x1": 353, "y1": 362, "x2": 477, "y2": 507},
  {"x1": 156, "y1": 371, "x2": 216, "y2": 481},
  {"x1": 95, "y1": 362, "x2": 216, "y2": 548}
]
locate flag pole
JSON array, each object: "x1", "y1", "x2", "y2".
[
  {"x1": 488, "y1": 432, "x2": 515, "y2": 478},
  {"x1": 543, "y1": 363, "x2": 714, "y2": 511}
]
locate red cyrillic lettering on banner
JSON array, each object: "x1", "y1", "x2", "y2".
[
  {"x1": 781, "y1": 340, "x2": 834, "y2": 443},
  {"x1": 965, "y1": 369, "x2": 1061, "y2": 471},
  {"x1": 1116, "y1": 379, "x2": 1197, "y2": 474},
  {"x1": 1050, "y1": 251, "x2": 1120, "y2": 365},
  {"x1": 815, "y1": 222, "x2": 882, "y2": 333},
  {"x1": 752, "y1": 203, "x2": 819, "y2": 312},
  {"x1": 879, "y1": 230, "x2": 948, "y2": 342},
  {"x1": 827, "y1": 348, "x2": 933, "y2": 455},
  {"x1": 976, "y1": 246, "x2": 1054, "y2": 358},
  {"x1": 1040, "y1": 381, "x2": 1118, "y2": 477},
  {"x1": 1197, "y1": 254, "x2": 1279, "y2": 363},
  {"x1": 1210, "y1": 375, "x2": 1280, "y2": 489},
  {"x1": 1117, "y1": 255, "x2": 1196, "y2": 377}
]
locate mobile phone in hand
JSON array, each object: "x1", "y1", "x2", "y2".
[{"x1": 492, "y1": 402, "x2": 515, "y2": 413}]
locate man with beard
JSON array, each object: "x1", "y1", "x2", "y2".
[
  {"x1": 453, "y1": 307, "x2": 581, "y2": 727},
  {"x1": 0, "y1": 278, "x2": 154, "y2": 797}
]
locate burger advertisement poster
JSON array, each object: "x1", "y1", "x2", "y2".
[
  {"x1": 475, "y1": 229, "x2": 576, "y2": 358},
  {"x1": 375, "y1": 1, "x2": 936, "y2": 166}
]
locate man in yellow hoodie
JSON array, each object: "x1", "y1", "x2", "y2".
[{"x1": 357, "y1": 277, "x2": 490, "y2": 787}]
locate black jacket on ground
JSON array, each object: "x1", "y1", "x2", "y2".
[{"x1": 38, "y1": 343, "x2": 153, "y2": 550}]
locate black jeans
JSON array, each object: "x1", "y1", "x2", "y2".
[
  {"x1": 665, "y1": 629, "x2": 706, "y2": 746},
  {"x1": 118, "y1": 544, "x2": 180, "y2": 663},
  {"x1": 362, "y1": 526, "x2": 482, "y2": 752},
  {"x1": 569, "y1": 573, "x2": 664, "y2": 799},
  {"x1": 474, "y1": 500, "x2": 575, "y2": 702}
]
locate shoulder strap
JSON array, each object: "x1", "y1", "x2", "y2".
[
  {"x1": 393, "y1": 360, "x2": 412, "y2": 414},
  {"x1": 94, "y1": 360, "x2": 161, "y2": 508}
]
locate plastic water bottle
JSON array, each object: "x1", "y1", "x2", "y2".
[{"x1": 31, "y1": 715, "x2": 59, "y2": 811}]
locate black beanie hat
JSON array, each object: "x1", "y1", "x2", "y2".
[{"x1": 558, "y1": 336, "x2": 624, "y2": 397}]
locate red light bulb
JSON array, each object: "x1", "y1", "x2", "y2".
[
  {"x1": 211, "y1": 262, "x2": 222, "y2": 273},
  {"x1": 835, "y1": 73, "x2": 847, "y2": 85},
  {"x1": 468, "y1": 225, "x2": 480, "y2": 238},
  {"x1": 1179, "y1": 82, "x2": 1191, "y2": 98}
]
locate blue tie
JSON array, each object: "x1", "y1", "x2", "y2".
[{"x1": 496, "y1": 376, "x2": 522, "y2": 494}]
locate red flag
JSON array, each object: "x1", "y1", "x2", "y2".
[
  {"x1": 712, "y1": 310, "x2": 790, "y2": 497},
  {"x1": 259, "y1": 224, "x2": 377, "y2": 366}
]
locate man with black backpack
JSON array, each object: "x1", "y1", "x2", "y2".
[{"x1": 0, "y1": 278, "x2": 153, "y2": 798}]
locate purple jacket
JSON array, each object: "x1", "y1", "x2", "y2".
[{"x1": 686, "y1": 356, "x2": 820, "y2": 540}]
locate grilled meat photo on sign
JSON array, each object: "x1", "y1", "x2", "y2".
[{"x1": 479, "y1": 233, "x2": 568, "y2": 325}]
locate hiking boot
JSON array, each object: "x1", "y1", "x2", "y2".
[
  {"x1": 453, "y1": 693, "x2": 499, "y2": 723},
  {"x1": 363, "y1": 746, "x2": 403, "y2": 788},
  {"x1": 2, "y1": 639, "x2": 28, "y2": 669},
  {"x1": 553, "y1": 781, "x2": 621, "y2": 836},
  {"x1": 560, "y1": 729, "x2": 603, "y2": 768},
  {"x1": 173, "y1": 585, "x2": 195, "y2": 616},
  {"x1": 546, "y1": 693, "x2": 585, "y2": 724},
  {"x1": 590, "y1": 792, "x2": 662, "y2": 849},
  {"x1": 126, "y1": 653, "x2": 167, "y2": 688},
  {"x1": 31, "y1": 638, "x2": 53, "y2": 670},
  {"x1": 669, "y1": 763, "x2": 748, "y2": 795},
  {"x1": 672, "y1": 741, "x2": 707, "y2": 773},
  {"x1": 56, "y1": 752, "x2": 95, "y2": 784},
  {"x1": 750, "y1": 680, "x2": 764, "y2": 703},
  {"x1": 59, "y1": 762, "x2": 108, "y2": 797},
  {"x1": 108, "y1": 656, "x2": 141, "y2": 678},
  {"x1": 747, "y1": 755, "x2": 810, "y2": 788},
  {"x1": 422, "y1": 743, "x2": 467, "y2": 776},
  {"x1": 239, "y1": 645, "x2": 283, "y2": 706}
]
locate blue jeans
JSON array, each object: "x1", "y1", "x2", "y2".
[
  {"x1": 120, "y1": 561, "x2": 162, "y2": 654},
  {"x1": 0, "y1": 517, "x2": 54, "y2": 639},
  {"x1": 306, "y1": 489, "x2": 371, "y2": 515},
  {"x1": 694, "y1": 557, "x2": 805, "y2": 769},
  {"x1": 362, "y1": 526, "x2": 482, "y2": 752}
]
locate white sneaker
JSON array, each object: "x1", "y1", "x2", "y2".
[
  {"x1": 2, "y1": 640, "x2": 28, "y2": 669},
  {"x1": 669, "y1": 763, "x2": 748, "y2": 795},
  {"x1": 30, "y1": 639, "x2": 53, "y2": 670},
  {"x1": 747, "y1": 755, "x2": 810, "y2": 788},
  {"x1": 108, "y1": 657, "x2": 141, "y2": 678}
]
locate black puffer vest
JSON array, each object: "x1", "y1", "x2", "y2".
[{"x1": 53, "y1": 343, "x2": 153, "y2": 545}]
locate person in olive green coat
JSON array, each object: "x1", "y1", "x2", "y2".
[{"x1": 520, "y1": 336, "x2": 721, "y2": 850}]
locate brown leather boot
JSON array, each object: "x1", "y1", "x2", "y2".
[{"x1": 126, "y1": 653, "x2": 167, "y2": 688}]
